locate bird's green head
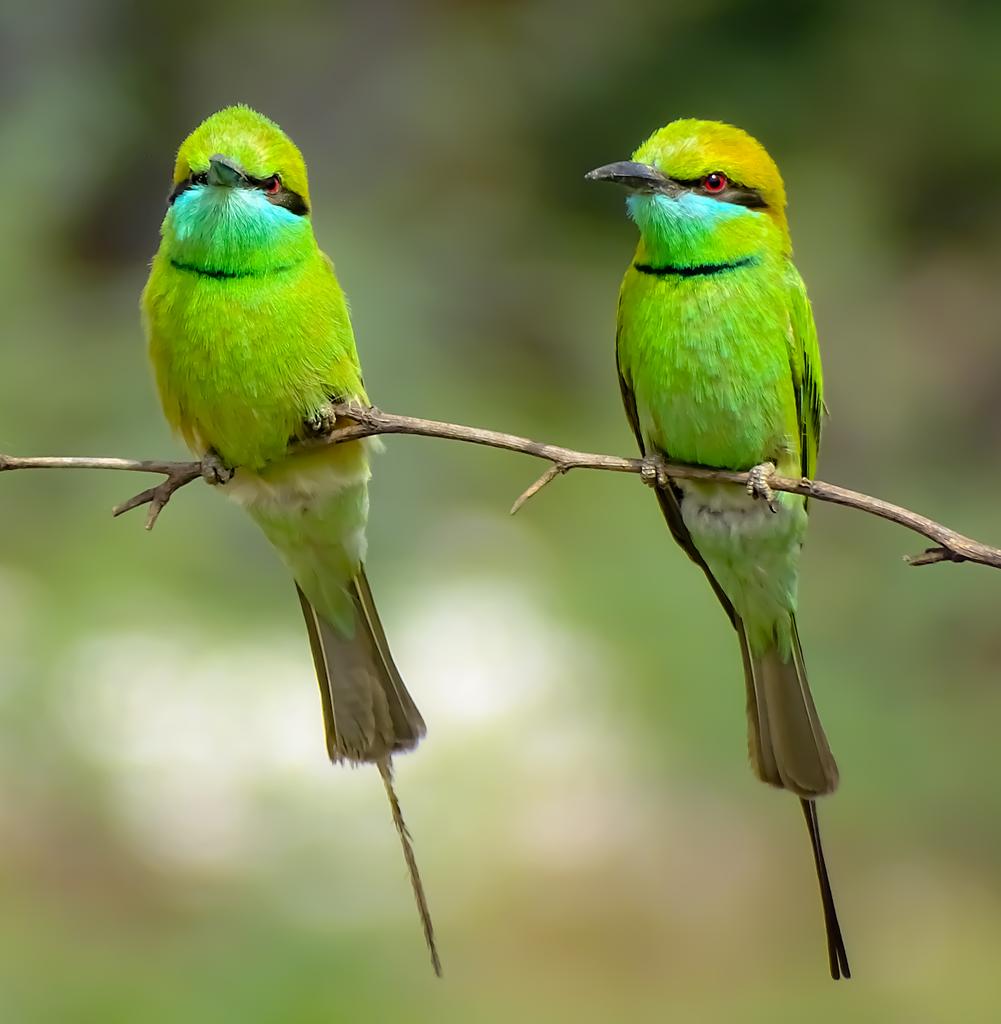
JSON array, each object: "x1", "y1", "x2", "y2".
[
  {"x1": 587, "y1": 119, "x2": 790, "y2": 268},
  {"x1": 159, "y1": 105, "x2": 315, "y2": 277}
]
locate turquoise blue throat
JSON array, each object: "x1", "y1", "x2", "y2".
[
  {"x1": 627, "y1": 192, "x2": 765, "y2": 271},
  {"x1": 165, "y1": 186, "x2": 312, "y2": 277}
]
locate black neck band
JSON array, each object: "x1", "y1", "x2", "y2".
[
  {"x1": 169, "y1": 259, "x2": 297, "y2": 280},
  {"x1": 634, "y1": 256, "x2": 757, "y2": 278}
]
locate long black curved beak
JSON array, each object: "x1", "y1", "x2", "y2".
[
  {"x1": 585, "y1": 160, "x2": 676, "y2": 194},
  {"x1": 207, "y1": 154, "x2": 248, "y2": 188}
]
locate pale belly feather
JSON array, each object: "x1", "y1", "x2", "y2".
[{"x1": 676, "y1": 478, "x2": 806, "y2": 654}]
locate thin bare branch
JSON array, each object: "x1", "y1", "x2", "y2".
[
  {"x1": 510, "y1": 464, "x2": 565, "y2": 515},
  {"x1": 2, "y1": 404, "x2": 1000, "y2": 570},
  {"x1": 0, "y1": 454, "x2": 196, "y2": 476},
  {"x1": 0, "y1": 453, "x2": 203, "y2": 531}
]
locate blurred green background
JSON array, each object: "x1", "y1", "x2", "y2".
[{"x1": 3, "y1": 1, "x2": 1001, "y2": 1020}]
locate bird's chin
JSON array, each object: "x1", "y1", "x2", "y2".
[
  {"x1": 628, "y1": 190, "x2": 757, "y2": 238},
  {"x1": 626, "y1": 191, "x2": 679, "y2": 230},
  {"x1": 166, "y1": 188, "x2": 308, "y2": 268}
]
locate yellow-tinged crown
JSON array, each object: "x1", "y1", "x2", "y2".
[
  {"x1": 173, "y1": 105, "x2": 310, "y2": 205},
  {"x1": 634, "y1": 119, "x2": 788, "y2": 237}
]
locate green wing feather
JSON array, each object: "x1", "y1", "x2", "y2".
[
  {"x1": 616, "y1": 330, "x2": 739, "y2": 630},
  {"x1": 786, "y1": 267, "x2": 825, "y2": 480}
]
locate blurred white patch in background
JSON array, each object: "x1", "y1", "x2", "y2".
[
  {"x1": 54, "y1": 572, "x2": 771, "y2": 939},
  {"x1": 400, "y1": 579, "x2": 548, "y2": 727},
  {"x1": 57, "y1": 578, "x2": 633, "y2": 875}
]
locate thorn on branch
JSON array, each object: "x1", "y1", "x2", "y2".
[
  {"x1": 905, "y1": 546, "x2": 968, "y2": 567},
  {"x1": 510, "y1": 463, "x2": 568, "y2": 515}
]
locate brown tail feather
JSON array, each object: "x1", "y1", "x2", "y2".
[
  {"x1": 740, "y1": 618, "x2": 849, "y2": 979},
  {"x1": 640, "y1": 459, "x2": 849, "y2": 977},
  {"x1": 741, "y1": 618, "x2": 838, "y2": 798},
  {"x1": 801, "y1": 798, "x2": 851, "y2": 980},
  {"x1": 295, "y1": 572, "x2": 425, "y2": 762},
  {"x1": 354, "y1": 568, "x2": 426, "y2": 744},
  {"x1": 378, "y1": 758, "x2": 441, "y2": 977},
  {"x1": 296, "y1": 574, "x2": 438, "y2": 974}
]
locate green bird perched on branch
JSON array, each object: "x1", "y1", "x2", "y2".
[
  {"x1": 588, "y1": 119, "x2": 849, "y2": 979},
  {"x1": 141, "y1": 105, "x2": 439, "y2": 974}
]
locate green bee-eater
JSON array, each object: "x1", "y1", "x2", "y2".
[
  {"x1": 588, "y1": 120, "x2": 849, "y2": 979},
  {"x1": 141, "y1": 106, "x2": 438, "y2": 973}
]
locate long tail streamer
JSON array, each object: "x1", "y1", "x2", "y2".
[
  {"x1": 801, "y1": 798, "x2": 850, "y2": 980},
  {"x1": 378, "y1": 758, "x2": 441, "y2": 977}
]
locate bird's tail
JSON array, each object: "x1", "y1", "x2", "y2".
[
  {"x1": 296, "y1": 571, "x2": 440, "y2": 976},
  {"x1": 739, "y1": 617, "x2": 837, "y2": 797},
  {"x1": 738, "y1": 617, "x2": 850, "y2": 979},
  {"x1": 800, "y1": 796, "x2": 850, "y2": 980},
  {"x1": 377, "y1": 758, "x2": 441, "y2": 977},
  {"x1": 296, "y1": 570, "x2": 424, "y2": 763}
]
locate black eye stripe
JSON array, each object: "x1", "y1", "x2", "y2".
[
  {"x1": 674, "y1": 177, "x2": 768, "y2": 209},
  {"x1": 267, "y1": 189, "x2": 309, "y2": 216},
  {"x1": 249, "y1": 175, "x2": 309, "y2": 215},
  {"x1": 723, "y1": 187, "x2": 768, "y2": 209},
  {"x1": 167, "y1": 179, "x2": 190, "y2": 205},
  {"x1": 165, "y1": 175, "x2": 310, "y2": 216}
]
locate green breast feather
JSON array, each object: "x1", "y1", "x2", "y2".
[
  {"x1": 144, "y1": 250, "x2": 365, "y2": 470},
  {"x1": 617, "y1": 254, "x2": 804, "y2": 474}
]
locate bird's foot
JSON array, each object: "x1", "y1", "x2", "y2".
[
  {"x1": 303, "y1": 401, "x2": 340, "y2": 438},
  {"x1": 640, "y1": 453, "x2": 670, "y2": 490},
  {"x1": 200, "y1": 449, "x2": 235, "y2": 485},
  {"x1": 302, "y1": 398, "x2": 372, "y2": 438},
  {"x1": 746, "y1": 461, "x2": 777, "y2": 512}
]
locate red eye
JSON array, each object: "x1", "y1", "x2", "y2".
[
  {"x1": 263, "y1": 175, "x2": 281, "y2": 195},
  {"x1": 702, "y1": 172, "x2": 727, "y2": 194}
]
